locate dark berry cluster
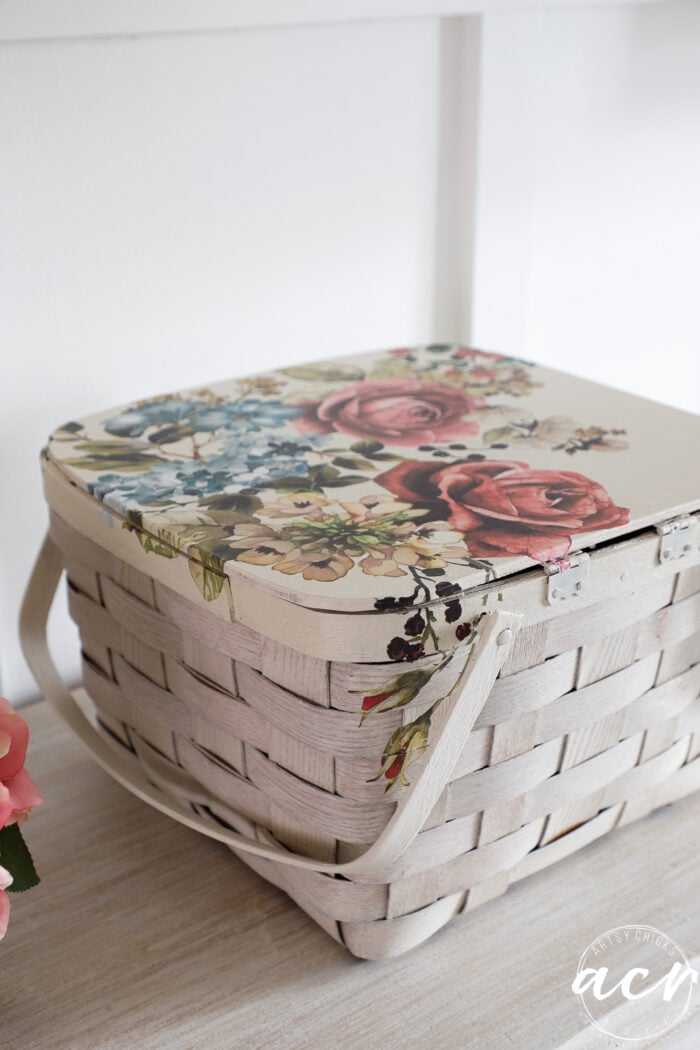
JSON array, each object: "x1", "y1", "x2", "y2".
[
  {"x1": 386, "y1": 637, "x2": 425, "y2": 662},
  {"x1": 373, "y1": 594, "x2": 415, "y2": 612}
]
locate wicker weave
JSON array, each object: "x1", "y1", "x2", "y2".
[{"x1": 44, "y1": 508, "x2": 700, "y2": 960}]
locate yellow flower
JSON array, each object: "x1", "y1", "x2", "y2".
[
  {"x1": 230, "y1": 523, "x2": 295, "y2": 565},
  {"x1": 236, "y1": 375, "x2": 285, "y2": 397},
  {"x1": 261, "y1": 492, "x2": 330, "y2": 518},
  {"x1": 358, "y1": 522, "x2": 468, "y2": 577},
  {"x1": 339, "y1": 494, "x2": 419, "y2": 522},
  {"x1": 573, "y1": 426, "x2": 630, "y2": 452},
  {"x1": 273, "y1": 547, "x2": 354, "y2": 582},
  {"x1": 405, "y1": 522, "x2": 469, "y2": 555},
  {"x1": 359, "y1": 546, "x2": 413, "y2": 577}
]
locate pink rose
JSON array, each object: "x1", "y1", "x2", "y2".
[
  {"x1": 0, "y1": 699, "x2": 42, "y2": 941},
  {"x1": 0, "y1": 698, "x2": 29, "y2": 783},
  {"x1": 0, "y1": 768, "x2": 43, "y2": 828},
  {"x1": 377, "y1": 458, "x2": 629, "y2": 562},
  {"x1": 0, "y1": 699, "x2": 42, "y2": 829},
  {"x1": 294, "y1": 379, "x2": 483, "y2": 446}
]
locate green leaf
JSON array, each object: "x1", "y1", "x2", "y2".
[
  {"x1": 148, "y1": 424, "x2": 195, "y2": 445},
  {"x1": 331, "y1": 455, "x2": 375, "y2": 471},
  {"x1": 281, "y1": 364, "x2": 365, "y2": 382},
  {"x1": 482, "y1": 426, "x2": 519, "y2": 446},
  {"x1": 64, "y1": 453, "x2": 168, "y2": 473},
  {"x1": 350, "y1": 439, "x2": 384, "y2": 456},
  {"x1": 268, "y1": 476, "x2": 313, "y2": 492},
  {"x1": 308, "y1": 463, "x2": 340, "y2": 482},
  {"x1": 123, "y1": 508, "x2": 144, "y2": 530},
  {"x1": 70, "y1": 441, "x2": 138, "y2": 455},
  {"x1": 0, "y1": 824, "x2": 40, "y2": 893},
  {"x1": 204, "y1": 510, "x2": 260, "y2": 526},
  {"x1": 63, "y1": 440, "x2": 170, "y2": 473},
  {"x1": 319, "y1": 474, "x2": 368, "y2": 488},
  {"x1": 136, "y1": 532, "x2": 179, "y2": 558},
  {"x1": 192, "y1": 544, "x2": 226, "y2": 573},
  {"x1": 198, "y1": 492, "x2": 263, "y2": 515},
  {"x1": 306, "y1": 463, "x2": 343, "y2": 490},
  {"x1": 188, "y1": 560, "x2": 226, "y2": 601}
]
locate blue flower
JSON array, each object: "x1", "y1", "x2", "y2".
[
  {"x1": 91, "y1": 394, "x2": 335, "y2": 515},
  {"x1": 104, "y1": 395, "x2": 302, "y2": 441},
  {"x1": 91, "y1": 461, "x2": 202, "y2": 516},
  {"x1": 105, "y1": 400, "x2": 194, "y2": 438}
]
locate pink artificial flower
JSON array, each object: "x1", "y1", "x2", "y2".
[
  {"x1": 0, "y1": 768, "x2": 44, "y2": 829},
  {"x1": 0, "y1": 864, "x2": 12, "y2": 939},
  {"x1": 0, "y1": 698, "x2": 30, "y2": 783},
  {"x1": 0, "y1": 699, "x2": 42, "y2": 941},
  {"x1": 0, "y1": 699, "x2": 43, "y2": 830}
]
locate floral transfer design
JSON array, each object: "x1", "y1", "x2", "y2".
[
  {"x1": 48, "y1": 345, "x2": 630, "y2": 610},
  {"x1": 294, "y1": 378, "x2": 484, "y2": 445},
  {"x1": 369, "y1": 714, "x2": 432, "y2": 791},
  {"x1": 228, "y1": 495, "x2": 470, "y2": 583},
  {"x1": 377, "y1": 458, "x2": 629, "y2": 562},
  {"x1": 357, "y1": 642, "x2": 480, "y2": 791}
]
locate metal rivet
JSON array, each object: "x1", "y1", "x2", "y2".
[
  {"x1": 497, "y1": 629, "x2": 513, "y2": 646},
  {"x1": 551, "y1": 588, "x2": 560, "y2": 600},
  {"x1": 620, "y1": 570, "x2": 630, "y2": 582}
]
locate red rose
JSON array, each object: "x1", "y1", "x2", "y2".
[
  {"x1": 376, "y1": 459, "x2": 629, "y2": 561},
  {"x1": 294, "y1": 379, "x2": 483, "y2": 446}
]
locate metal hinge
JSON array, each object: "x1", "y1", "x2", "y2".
[
  {"x1": 544, "y1": 553, "x2": 589, "y2": 605},
  {"x1": 656, "y1": 515, "x2": 699, "y2": 564}
]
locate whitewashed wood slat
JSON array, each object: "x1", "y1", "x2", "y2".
[
  {"x1": 187, "y1": 722, "x2": 246, "y2": 776},
  {"x1": 63, "y1": 556, "x2": 102, "y2": 603},
  {"x1": 7, "y1": 700, "x2": 700, "y2": 1049},
  {"x1": 177, "y1": 637, "x2": 238, "y2": 695},
  {"x1": 78, "y1": 632, "x2": 113, "y2": 680},
  {"x1": 38, "y1": 497, "x2": 700, "y2": 958},
  {"x1": 261, "y1": 638, "x2": 330, "y2": 707},
  {"x1": 131, "y1": 716, "x2": 179, "y2": 763},
  {"x1": 267, "y1": 801, "x2": 338, "y2": 865},
  {"x1": 656, "y1": 630, "x2": 700, "y2": 685},
  {"x1": 673, "y1": 562, "x2": 700, "y2": 602},
  {"x1": 267, "y1": 727, "x2": 336, "y2": 793},
  {"x1": 94, "y1": 708, "x2": 133, "y2": 750}
]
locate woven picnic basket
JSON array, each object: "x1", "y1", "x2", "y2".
[{"x1": 21, "y1": 345, "x2": 700, "y2": 960}]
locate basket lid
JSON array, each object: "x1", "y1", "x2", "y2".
[{"x1": 45, "y1": 345, "x2": 699, "y2": 614}]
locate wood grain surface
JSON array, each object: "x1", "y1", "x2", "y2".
[{"x1": 2, "y1": 701, "x2": 699, "y2": 1050}]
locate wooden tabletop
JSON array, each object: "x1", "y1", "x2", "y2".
[{"x1": 2, "y1": 700, "x2": 699, "y2": 1050}]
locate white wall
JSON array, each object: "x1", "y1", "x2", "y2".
[
  {"x1": 472, "y1": 3, "x2": 700, "y2": 412},
  {"x1": 2, "y1": 2, "x2": 699, "y2": 702},
  {"x1": 1, "y1": 17, "x2": 442, "y2": 700}
]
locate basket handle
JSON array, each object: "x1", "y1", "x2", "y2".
[{"x1": 20, "y1": 533, "x2": 520, "y2": 879}]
